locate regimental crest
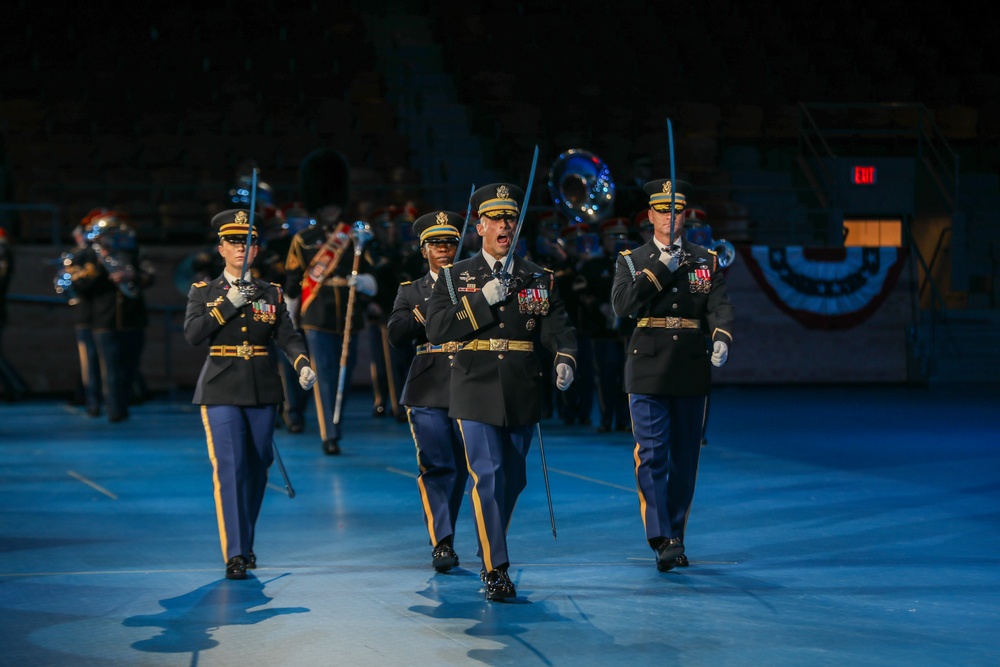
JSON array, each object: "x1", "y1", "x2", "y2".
[
  {"x1": 235, "y1": 210, "x2": 248, "y2": 224},
  {"x1": 662, "y1": 181, "x2": 673, "y2": 195},
  {"x1": 497, "y1": 185, "x2": 510, "y2": 199},
  {"x1": 436, "y1": 211, "x2": 448, "y2": 224}
]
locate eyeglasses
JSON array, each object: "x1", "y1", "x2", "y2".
[{"x1": 425, "y1": 239, "x2": 459, "y2": 248}]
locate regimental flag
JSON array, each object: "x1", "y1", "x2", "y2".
[
  {"x1": 300, "y1": 222, "x2": 352, "y2": 314},
  {"x1": 740, "y1": 246, "x2": 908, "y2": 330}
]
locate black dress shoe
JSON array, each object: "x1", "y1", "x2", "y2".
[
  {"x1": 431, "y1": 543, "x2": 459, "y2": 573},
  {"x1": 655, "y1": 537, "x2": 685, "y2": 572},
  {"x1": 484, "y1": 567, "x2": 516, "y2": 601},
  {"x1": 246, "y1": 550, "x2": 257, "y2": 569},
  {"x1": 323, "y1": 438, "x2": 341, "y2": 455},
  {"x1": 288, "y1": 422, "x2": 304, "y2": 434},
  {"x1": 675, "y1": 553, "x2": 689, "y2": 567},
  {"x1": 226, "y1": 555, "x2": 248, "y2": 580}
]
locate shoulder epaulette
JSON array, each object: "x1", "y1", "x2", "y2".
[
  {"x1": 193, "y1": 281, "x2": 207, "y2": 288},
  {"x1": 619, "y1": 249, "x2": 632, "y2": 256},
  {"x1": 400, "y1": 280, "x2": 412, "y2": 286},
  {"x1": 441, "y1": 263, "x2": 454, "y2": 270},
  {"x1": 543, "y1": 267, "x2": 554, "y2": 274},
  {"x1": 707, "y1": 248, "x2": 718, "y2": 256}
]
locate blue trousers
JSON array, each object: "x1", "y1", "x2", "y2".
[
  {"x1": 201, "y1": 404, "x2": 277, "y2": 562},
  {"x1": 457, "y1": 419, "x2": 533, "y2": 572},
  {"x1": 629, "y1": 393, "x2": 704, "y2": 544},
  {"x1": 304, "y1": 329, "x2": 357, "y2": 442},
  {"x1": 408, "y1": 406, "x2": 469, "y2": 547}
]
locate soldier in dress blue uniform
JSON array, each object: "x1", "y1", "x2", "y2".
[
  {"x1": 184, "y1": 210, "x2": 317, "y2": 580},
  {"x1": 387, "y1": 211, "x2": 468, "y2": 573},
  {"x1": 611, "y1": 179, "x2": 734, "y2": 573},
  {"x1": 425, "y1": 184, "x2": 578, "y2": 601}
]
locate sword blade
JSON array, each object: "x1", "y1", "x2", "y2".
[
  {"x1": 239, "y1": 168, "x2": 259, "y2": 279},
  {"x1": 456, "y1": 182, "x2": 476, "y2": 260},
  {"x1": 502, "y1": 145, "x2": 539, "y2": 275}
]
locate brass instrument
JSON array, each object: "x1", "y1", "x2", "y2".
[
  {"x1": 87, "y1": 214, "x2": 140, "y2": 298},
  {"x1": 547, "y1": 148, "x2": 616, "y2": 225}
]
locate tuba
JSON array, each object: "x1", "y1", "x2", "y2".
[
  {"x1": 684, "y1": 210, "x2": 736, "y2": 269},
  {"x1": 547, "y1": 149, "x2": 616, "y2": 225},
  {"x1": 87, "y1": 213, "x2": 140, "y2": 298}
]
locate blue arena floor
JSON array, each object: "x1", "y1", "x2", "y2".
[{"x1": 1, "y1": 384, "x2": 998, "y2": 666}]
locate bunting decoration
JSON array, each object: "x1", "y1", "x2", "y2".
[{"x1": 739, "y1": 246, "x2": 908, "y2": 330}]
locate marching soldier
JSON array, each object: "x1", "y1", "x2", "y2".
[
  {"x1": 387, "y1": 211, "x2": 468, "y2": 573},
  {"x1": 611, "y1": 179, "x2": 734, "y2": 573},
  {"x1": 284, "y1": 148, "x2": 377, "y2": 455},
  {"x1": 425, "y1": 183, "x2": 578, "y2": 601},
  {"x1": 184, "y1": 210, "x2": 316, "y2": 580}
]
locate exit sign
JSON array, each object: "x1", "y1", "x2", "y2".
[{"x1": 852, "y1": 165, "x2": 877, "y2": 185}]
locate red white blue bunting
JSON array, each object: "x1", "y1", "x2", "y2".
[{"x1": 739, "y1": 246, "x2": 908, "y2": 330}]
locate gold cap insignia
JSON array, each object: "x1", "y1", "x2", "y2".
[
  {"x1": 436, "y1": 211, "x2": 448, "y2": 224},
  {"x1": 235, "y1": 210, "x2": 248, "y2": 224},
  {"x1": 662, "y1": 181, "x2": 673, "y2": 195},
  {"x1": 497, "y1": 185, "x2": 510, "y2": 199}
]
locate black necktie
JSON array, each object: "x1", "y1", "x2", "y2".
[{"x1": 494, "y1": 260, "x2": 503, "y2": 274}]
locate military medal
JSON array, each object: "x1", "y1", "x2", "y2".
[
  {"x1": 526, "y1": 318, "x2": 535, "y2": 331},
  {"x1": 689, "y1": 268, "x2": 712, "y2": 294},
  {"x1": 517, "y1": 287, "x2": 549, "y2": 315},
  {"x1": 251, "y1": 300, "x2": 277, "y2": 323}
]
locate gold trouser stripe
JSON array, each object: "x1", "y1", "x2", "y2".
[
  {"x1": 636, "y1": 317, "x2": 700, "y2": 329},
  {"x1": 629, "y1": 393, "x2": 650, "y2": 536},
  {"x1": 201, "y1": 406, "x2": 228, "y2": 561},
  {"x1": 410, "y1": 408, "x2": 439, "y2": 546},
  {"x1": 642, "y1": 268, "x2": 662, "y2": 291},
  {"x1": 458, "y1": 419, "x2": 494, "y2": 573}
]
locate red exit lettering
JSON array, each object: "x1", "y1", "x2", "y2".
[{"x1": 852, "y1": 165, "x2": 877, "y2": 185}]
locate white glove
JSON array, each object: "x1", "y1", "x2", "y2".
[
  {"x1": 481, "y1": 277, "x2": 506, "y2": 305},
  {"x1": 298, "y1": 366, "x2": 317, "y2": 390},
  {"x1": 711, "y1": 340, "x2": 729, "y2": 367},
  {"x1": 555, "y1": 363, "x2": 574, "y2": 391},
  {"x1": 226, "y1": 285, "x2": 247, "y2": 308},
  {"x1": 658, "y1": 248, "x2": 681, "y2": 272},
  {"x1": 348, "y1": 273, "x2": 378, "y2": 297}
]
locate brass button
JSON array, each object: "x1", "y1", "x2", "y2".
[
  {"x1": 672, "y1": 303, "x2": 678, "y2": 309},
  {"x1": 241, "y1": 327, "x2": 247, "y2": 332},
  {"x1": 499, "y1": 323, "x2": 505, "y2": 329},
  {"x1": 448, "y1": 355, "x2": 454, "y2": 360},
  {"x1": 672, "y1": 287, "x2": 678, "y2": 293},
  {"x1": 498, "y1": 354, "x2": 505, "y2": 360},
  {"x1": 240, "y1": 313, "x2": 246, "y2": 318},
  {"x1": 673, "y1": 334, "x2": 679, "y2": 341},
  {"x1": 633, "y1": 349, "x2": 638, "y2": 354},
  {"x1": 499, "y1": 306, "x2": 505, "y2": 312}
]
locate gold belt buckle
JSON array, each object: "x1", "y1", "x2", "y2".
[
  {"x1": 442, "y1": 341, "x2": 460, "y2": 353},
  {"x1": 236, "y1": 344, "x2": 254, "y2": 359},
  {"x1": 489, "y1": 339, "x2": 508, "y2": 352},
  {"x1": 665, "y1": 317, "x2": 680, "y2": 328}
]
